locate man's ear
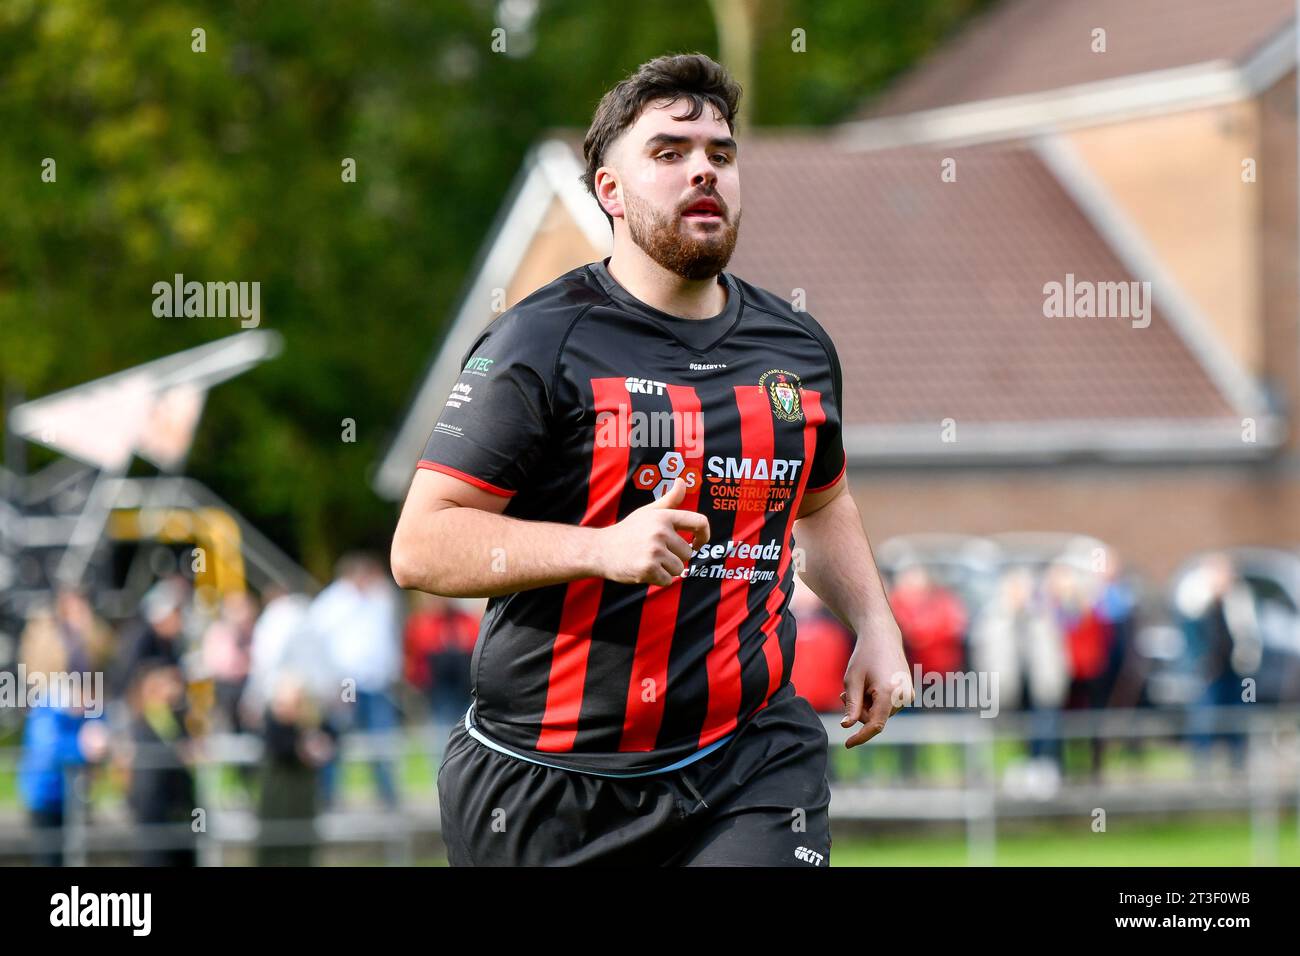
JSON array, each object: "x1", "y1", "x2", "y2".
[{"x1": 594, "y1": 166, "x2": 624, "y2": 220}]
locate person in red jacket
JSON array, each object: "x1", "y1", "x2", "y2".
[
  {"x1": 788, "y1": 579, "x2": 854, "y2": 714},
  {"x1": 887, "y1": 564, "x2": 969, "y2": 780},
  {"x1": 403, "y1": 592, "x2": 481, "y2": 743},
  {"x1": 1046, "y1": 561, "x2": 1113, "y2": 779},
  {"x1": 889, "y1": 564, "x2": 968, "y2": 679}
]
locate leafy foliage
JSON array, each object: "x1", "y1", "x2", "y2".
[{"x1": 0, "y1": 0, "x2": 984, "y2": 579}]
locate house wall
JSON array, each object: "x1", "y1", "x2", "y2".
[
  {"x1": 1065, "y1": 101, "x2": 1263, "y2": 379},
  {"x1": 505, "y1": 196, "x2": 606, "y2": 306},
  {"x1": 847, "y1": 464, "x2": 1300, "y2": 586},
  {"x1": 1259, "y1": 69, "x2": 1299, "y2": 451}
]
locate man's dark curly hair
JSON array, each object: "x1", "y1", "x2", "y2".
[{"x1": 582, "y1": 53, "x2": 742, "y2": 228}]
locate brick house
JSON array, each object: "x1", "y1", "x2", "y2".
[{"x1": 376, "y1": 0, "x2": 1300, "y2": 585}]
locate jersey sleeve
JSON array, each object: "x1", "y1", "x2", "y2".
[
  {"x1": 416, "y1": 315, "x2": 554, "y2": 497},
  {"x1": 804, "y1": 326, "x2": 847, "y2": 493}
]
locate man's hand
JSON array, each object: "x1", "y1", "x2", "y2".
[
  {"x1": 840, "y1": 623, "x2": 913, "y2": 747},
  {"x1": 594, "y1": 476, "x2": 711, "y2": 587}
]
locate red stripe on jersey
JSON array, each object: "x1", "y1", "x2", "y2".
[
  {"x1": 415, "y1": 460, "x2": 517, "y2": 497},
  {"x1": 756, "y1": 388, "x2": 828, "y2": 708},
  {"x1": 619, "y1": 384, "x2": 703, "y2": 752},
  {"x1": 806, "y1": 456, "x2": 846, "y2": 494},
  {"x1": 536, "y1": 377, "x2": 630, "y2": 752},
  {"x1": 699, "y1": 384, "x2": 774, "y2": 747}
]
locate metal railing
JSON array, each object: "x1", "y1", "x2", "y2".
[
  {"x1": 1, "y1": 705, "x2": 1296, "y2": 865},
  {"x1": 819, "y1": 704, "x2": 1300, "y2": 865}
]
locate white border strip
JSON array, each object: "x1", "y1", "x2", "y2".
[
  {"x1": 843, "y1": 417, "x2": 1282, "y2": 463},
  {"x1": 375, "y1": 141, "x2": 609, "y2": 499},
  {"x1": 835, "y1": 22, "x2": 1295, "y2": 151},
  {"x1": 538, "y1": 138, "x2": 614, "y2": 252}
]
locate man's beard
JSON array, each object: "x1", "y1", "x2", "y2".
[{"x1": 624, "y1": 190, "x2": 741, "y2": 280}]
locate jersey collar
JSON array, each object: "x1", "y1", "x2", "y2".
[{"x1": 588, "y1": 257, "x2": 743, "y2": 354}]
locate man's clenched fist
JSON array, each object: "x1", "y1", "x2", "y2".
[{"x1": 594, "y1": 476, "x2": 711, "y2": 587}]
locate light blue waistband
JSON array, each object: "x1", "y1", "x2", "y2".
[{"x1": 463, "y1": 706, "x2": 733, "y2": 778}]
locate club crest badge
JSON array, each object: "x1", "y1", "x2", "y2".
[{"x1": 759, "y1": 368, "x2": 803, "y2": 422}]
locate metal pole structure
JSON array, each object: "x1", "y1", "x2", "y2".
[
  {"x1": 54, "y1": 462, "x2": 127, "y2": 590},
  {"x1": 136, "y1": 447, "x2": 194, "y2": 583},
  {"x1": 3, "y1": 382, "x2": 27, "y2": 479}
]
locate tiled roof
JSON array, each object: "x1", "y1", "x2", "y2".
[
  {"x1": 864, "y1": 0, "x2": 1294, "y2": 119},
  {"x1": 724, "y1": 135, "x2": 1235, "y2": 427}
]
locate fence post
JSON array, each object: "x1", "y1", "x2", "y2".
[
  {"x1": 963, "y1": 714, "x2": 996, "y2": 866},
  {"x1": 1248, "y1": 714, "x2": 1279, "y2": 866},
  {"x1": 195, "y1": 755, "x2": 220, "y2": 868},
  {"x1": 64, "y1": 764, "x2": 89, "y2": 867}
]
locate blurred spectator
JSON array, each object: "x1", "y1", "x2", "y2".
[
  {"x1": 1045, "y1": 562, "x2": 1109, "y2": 778},
  {"x1": 310, "y1": 552, "x2": 403, "y2": 810},
  {"x1": 257, "y1": 673, "x2": 337, "y2": 867},
  {"x1": 1177, "y1": 553, "x2": 1259, "y2": 768},
  {"x1": 241, "y1": 586, "x2": 330, "y2": 724},
  {"x1": 53, "y1": 586, "x2": 115, "y2": 674},
  {"x1": 111, "y1": 576, "x2": 191, "y2": 698},
  {"x1": 124, "y1": 660, "x2": 196, "y2": 866},
  {"x1": 16, "y1": 604, "x2": 109, "y2": 866},
  {"x1": 404, "y1": 592, "x2": 479, "y2": 736},
  {"x1": 889, "y1": 563, "x2": 968, "y2": 678},
  {"x1": 886, "y1": 564, "x2": 969, "y2": 780},
  {"x1": 788, "y1": 581, "x2": 855, "y2": 784},
  {"x1": 201, "y1": 589, "x2": 259, "y2": 732},
  {"x1": 788, "y1": 579, "x2": 853, "y2": 714},
  {"x1": 1094, "y1": 560, "x2": 1140, "y2": 708},
  {"x1": 971, "y1": 567, "x2": 1068, "y2": 780},
  {"x1": 1047, "y1": 563, "x2": 1110, "y2": 706}
]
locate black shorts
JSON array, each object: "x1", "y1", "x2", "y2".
[{"x1": 436, "y1": 684, "x2": 832, "y2": 866}]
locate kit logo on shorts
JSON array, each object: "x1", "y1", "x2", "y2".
[
  {"x1": 793, "y1": 845, "x2": 825, "y2": 866},
  {"x1": 759, "y1": 369, "x2": 803, "y2": 423}
]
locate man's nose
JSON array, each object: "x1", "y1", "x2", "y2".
[{"x1": 689, "y1": 155, "x2": 717, "y2": 190}]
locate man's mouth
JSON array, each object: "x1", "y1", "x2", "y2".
[{"x1": 682, "y1": 198, "x2": 723, "y2": 220}]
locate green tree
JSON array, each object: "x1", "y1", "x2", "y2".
[{"x1": 0, "y1": 0, "x2": 985, "y2": 580}]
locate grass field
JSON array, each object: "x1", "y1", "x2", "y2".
[
  {"x1": 5, "y1": 725, "x2": 1296, "y2": 867},
  {"x1": 400, "y1": 816, "x2": 1299, "y2": 866},
  {"x1": 828, "y1": 816, "x2": 1300, "y2": 866}
]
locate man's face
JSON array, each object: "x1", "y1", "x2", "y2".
[{"x1": 601, "y1": 97, "x2": 741, "y2": 280}]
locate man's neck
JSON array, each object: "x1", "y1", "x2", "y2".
[{"x1": 606, "y1": 245, "x2": 727, "y2": 320}]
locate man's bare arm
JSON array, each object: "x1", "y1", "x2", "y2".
[
  {"x1": 793, "y1": 477, "x2": 913, "y2": 746},
  {"x1": 391, "y1": 469, "x2": 710, "y2": 598}
]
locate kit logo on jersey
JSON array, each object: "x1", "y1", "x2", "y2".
[
  {"x1": 624, "y1": 377, "x2": 668, "y2": 395},
  {"x1": 759, "y1": 369, "x2": 803, "y2": 423}
]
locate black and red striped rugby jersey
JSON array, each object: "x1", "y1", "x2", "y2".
[{"x1": 417, "y1": 256, "x2": 846, "y2": 775}]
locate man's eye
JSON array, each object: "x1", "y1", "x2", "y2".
[
  {"x1": 657, "y1": 151, "x2": 679, "y2": 161},
  {"x1": 713, "y1": 154, "x2": 732, "y2": 164}
]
